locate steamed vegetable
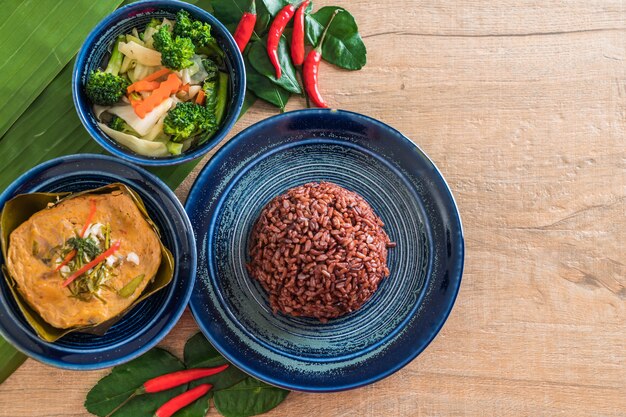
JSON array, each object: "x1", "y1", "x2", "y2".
[
  {"x1": 173, "y1": 10, "x2": 214, "y2": 49},
  {"x1": 98, "y1": 123, "x2": 169, "y2": 156},
  {"x1": 118, "y1": 41, "x2": 162, "y2": 66},
  {"x1": 163, "y1": 102, "x2": 216, "y2": 143},
  {"x1": 153, "y1": 26, "x2": 195, "y2": 70},
  {"x1": 85, "y1": 12, "x2": 229, "y2": 156},
  {"x1": 109, "y1": 98, "x2": 174, "y2": 136},
  {"x1": 85, "y1": 35, "x2": 129, "y2": 105}
]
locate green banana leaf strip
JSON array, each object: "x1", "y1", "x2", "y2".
[
  {"x1": 85, "y1": 348, "x2": 187, "y2": 417},
  {"x1": 0, "y1": 336, "x2": 26, "y2": 385},
  {"x1": 0, "y1": 0, "x2": 122, "y2": 139},
  {"x1": 0, "y1": 183, "x2": 175, "y2": 342}
]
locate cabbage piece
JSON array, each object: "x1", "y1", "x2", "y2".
[
  {"x1": 132, "y1": 63, "x2": 160, "y2": 82},
  {"x1": 181, "y1": 68, "x2": 191, "y2": 85},
  {"x1": 189, "y1": 55, "x2": 208, "y2": 85},
  {"x1": 120, "y1": 55, "x2": 136, "y2": 75},
  {"x1": 188, "y1": 85, "x2": 201, "y2": 99},
  {"x1": 98, "y1": 123, "x2": 168, "y2": 157},
  {"x1": 143, "y1": 27, "x2": 158, "y2": 49},
  {"x1": 118, "y1": 41, "x2": 161, "y2": 66},
  {"x1": 108, "y1": 98, "x2": 173, "y2": 136},
  {"x1": 144, "y1": 114, "x2": 167, "y2": 141},
  {"x1": 93, "y1": 105, "x2": 110, "y2": 120}
]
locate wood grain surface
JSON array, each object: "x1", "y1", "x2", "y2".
[{"x1": 1, "y1": 1, "x2": 625, "y2": 416}]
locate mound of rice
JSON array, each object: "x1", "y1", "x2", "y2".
[{"x1": 247, "y1": 182, "x2": 394, "y2": 322}]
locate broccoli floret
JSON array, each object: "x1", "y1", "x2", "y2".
[
  {"x1": 152, "y1": 26, "x2": 195, "y2": 70},
  {"x1": 108, "y1": 116, "x2": 138, "y2": 136},
  {"x1": 85, "y1": 35, "x2": 129, "y2": 105},
  {"x1": 173, "y1": 10, "x2": 214, "y2": 48},
  {"x1": 85, "y1": 71, "x2": 129, "y2": 105},
  {"x1": 163, "y1": 102, "x2": 216, "y2": 142}
]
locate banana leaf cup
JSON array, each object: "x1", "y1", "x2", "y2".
[{"x1": 0, "y1": 183, "x2": 174, "y2": 342}]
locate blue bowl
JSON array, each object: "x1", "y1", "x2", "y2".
[
  {"x1": 186, "y1": 109, "x2": 464, "y2": 392},
  {"x1": 0, "y1": 154, "x2": 196, "y2": 369},
  {"x1": 72, "y1": 0, "x2": 246, "y2": 166}
]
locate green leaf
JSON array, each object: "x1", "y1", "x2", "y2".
[
  {"x1": 0, "y1": 336, "x2": 26, "y2": 385},
  {"x1": 210, "y1": 0, "x2": 255, "y2": 28},
  {"x1": 213, "y1": 377, "x2": 290, "y2": 417},
  {"x1": 248, "y1": 37, "x2": 301, "y2": 94},
  {"x1": 0, "y1": 0, "x2": 123, "y2": 140},
  {"x1": 305, "y1": 7, "x2": 366, "y2": 70},
  {"x1": 259, "y1": 0, "x2": 286, "y2": 17},
  {"x1": 245, "y1": 56, "x2": 290, "y2": 110},
  {"x1": 85, "y1": 348, "x2": 186, "y2": 417}
]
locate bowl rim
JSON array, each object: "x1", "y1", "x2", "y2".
[
  {"x1": 71, "y1": 0, "x2": 246, "y2": 166},
  {"x1": 186, "y1": 108, "x2": 465, "y2": 392},
  {"x1": 0, "y1": 153, "x2": 197, "y2": 370}
]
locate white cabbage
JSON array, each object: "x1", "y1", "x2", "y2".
[
  {"x1": 118, "y1": 41, "x2": 162, "y2": 66},
  {"x1": 188, "y1": 85, "x2": 202, "y2": 99},
  {"x1": 132, "y1": 63, "x2": 160, "y2": 83},
  {"x1": 189, "y1": 55, "x2": 208, "y2": 85},
  {"x1": 108, "y1": 98, "x2": 173, "y2": 136},
  {"x1": 92, "y1": 105, "x2": 110, "y2": 120},
  {"x1": 144, "y1": 114, "x2": 167, "y2": 141},
  {"x1": 98, "y1": 123, "x2": 168, "y2": 157}
]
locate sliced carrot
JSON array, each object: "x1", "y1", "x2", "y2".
[
  {"x1": 62, "y1": 241, "x2": 121, "y2": 287},
  {"x1": 141, "y1": 68, "x2": 170, "y2": 83},
  {"x1": 195, "y1": 89, "x2": 206, "y2": 105},
  {"x1": 127, "y1": 80, "x2": 160, "y2": 93},
  {"x1": 126, "y1": 68, "x2": 170, "y2": 93},
  {"x1": 179, "y1": 83, "x2": 190, "y2": 93},
  {"x1": 134, "y1": 73, "x2": 181, "y2": 118}
]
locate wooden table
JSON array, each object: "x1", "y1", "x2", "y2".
[{"x1": 1, "y1": 1, "x2": 625, "y2": 415}]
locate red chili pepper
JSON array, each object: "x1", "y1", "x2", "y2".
[
  {"x1": 267, "y1": 3, "x2": 296, "y2": 78},
  {"x1": 80, "y1": 198, "x2": 98, "y2": 238},
  {"x1": 61, "y1": 241, "x2": 121, "y2": 287},
  {"x1": 291, "y1": 0, "x2": 309, "y2": 66},
  {"x1": 303, "y1": 10, "x2": 341, "y2": 108},
  {"x1": 233, "y1": 0, "x2": 256, "y2": 53},
  {"x1": 139, "y1": 365, "x2": 229, "y2": 394},
  {"x1": 154, "y1": 384, "x2": 212, "y2": 417}
]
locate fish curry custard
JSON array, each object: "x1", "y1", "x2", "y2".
[{"x1": 6, "y1": 190, "x2": 161, "y2": 329}]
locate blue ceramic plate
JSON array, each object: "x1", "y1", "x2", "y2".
[
  {"x1": 72, "y1": 0, "x2": 246, "y2": 166},
  {"x1": 0, "y1": 154, "x2": 196, "y2": 369},
  {"x1": 186, "y1": 109, "x2": 464, "y2": 392}
]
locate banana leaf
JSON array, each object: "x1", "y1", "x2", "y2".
[
  {"x1": 0, "y1": 183, "x2": 174, "y2": 342},
  {"x1": 0, "y1": 0, "x2": 123, "y2": 139}
]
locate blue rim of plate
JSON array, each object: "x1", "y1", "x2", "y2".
[
  {"x1": 186, "y1": 109, "x2": 465, "y2": 392},
  {"x1": 72, "y1": 0, "x2": 246, "y2": 166},
  {"x1": 0, "y1": 154, "x2": 196, "y2": 369}
]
